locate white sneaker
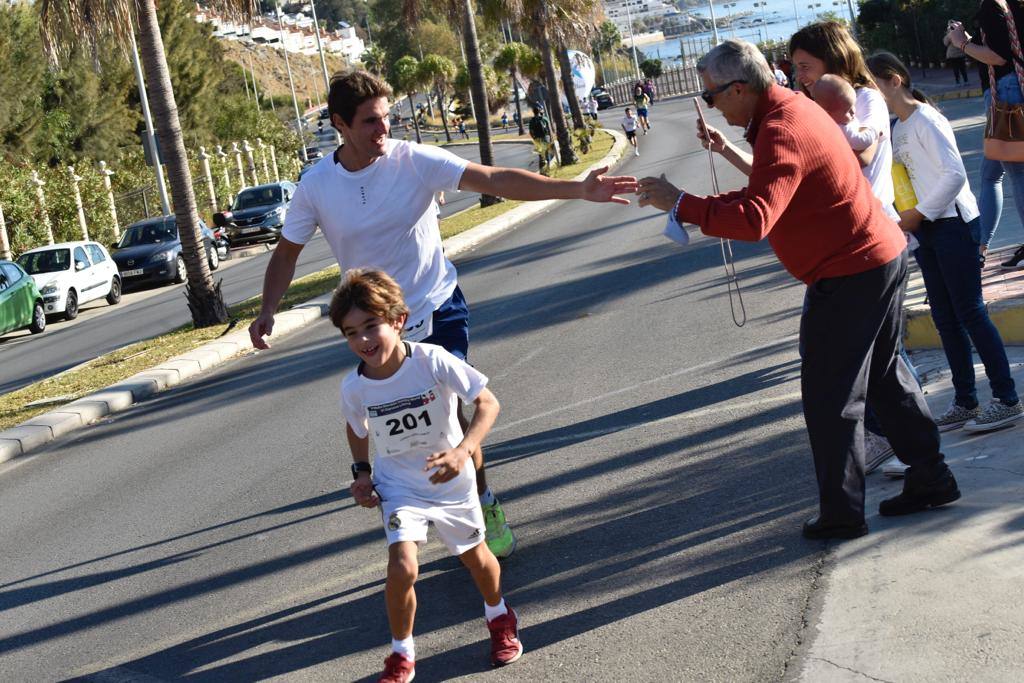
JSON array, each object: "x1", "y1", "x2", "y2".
[
  {"x1": 864, "y1": 431, "x2": 894, "y2": 474},
  {"x1": 962, "y1": 398, "x2": 1024, "y2": 433},
  {"x1": 882, "y1": 456, "x2": 909, "y2": 478},
  {"x1": 634, "y1": 148, "x2": 640, "y2": 157}
]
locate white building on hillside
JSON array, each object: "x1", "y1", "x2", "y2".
[{"x1": 603, "y1": 0, "x2": 679, "y2": 34}]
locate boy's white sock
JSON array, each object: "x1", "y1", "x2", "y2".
[
  {"x1": 392, "y1": 636, "x2": 415, "y2": 660},
  {"x1": 479, "y1": 488, "x2": 496, "y2": 507},
  {"x1": 484, "y1": 598, "x2": 508, "y2": 622}
]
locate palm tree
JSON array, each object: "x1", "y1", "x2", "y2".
[
  {"x1": 39, "y1": 0, "x2": 244, "y2": 327},
  {"x1": 419, "y1": 53, "x2": 456, "y2": 143},
  {"x1": 393, "y1": 55, "x2": 426, "y2": 144},
  {"x1": 405, "y1": 0, "x2": 511, "y2": 207},
  {"x1": 362, "y1": 44, "x2": 387, "y2": 76},
  {"x1": 493, "y1": 42, "x2": 535, "y2": 136},
  {"x1": 591, "y1": 20, "x2": 620, "y2": 85}
]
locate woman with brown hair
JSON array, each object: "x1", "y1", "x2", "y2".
[{"x1": 789, "y1": 21, "x2": 896, "y2": 222}]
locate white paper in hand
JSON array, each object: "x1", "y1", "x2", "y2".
[{"x1": 663, "y1": 215, "x2": 690, "y2": 246}]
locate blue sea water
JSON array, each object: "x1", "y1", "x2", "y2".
[{"x1": 639, "y1": 0, "x2": 857, "y2": 62}]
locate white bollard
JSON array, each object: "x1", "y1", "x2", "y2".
[
  {"x1": 99, "y1": 161, "x2": 120, "y2": 240},
  {"x1": 242, "y1": 139, "x2": 259, "y2": 187},
  {"x1": 199, "y1": 147, "x2": 218, "y2": 213},
  {"x1": 31, "y1": 171, "x2": 55, "y2": 245},
  {"x1": 68, "y1": 166, "x2": 90, "y2": 241},
  {"x1": 257, "y1": 138, "x2": 270, "y2": 184},
  {"x1": 232, "y1": 142, "x2": 246, "y2": 194},
  {"x1": 270, "y1": 145, "x2": 280, "y2": 182},
  {"x1": 0, "y1": 202, "x2": 11, "y2": 260}
]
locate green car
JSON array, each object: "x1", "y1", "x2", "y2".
[{"x1": 0, "y1": 260, "x2": 46, "y2": 336}]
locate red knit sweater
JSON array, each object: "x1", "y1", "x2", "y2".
[{"x1": 676, "y1": 85, "x2": 906, "y2": 284}]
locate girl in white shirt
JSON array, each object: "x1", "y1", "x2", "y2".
[{"x1": 867, "y1": 51, "x2": 1022, "y2": 433}]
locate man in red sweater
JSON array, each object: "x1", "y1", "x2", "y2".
[{"x1": 637, "y1": 40, "x2": 961, "y2": 540}]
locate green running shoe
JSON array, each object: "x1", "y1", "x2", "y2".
[{"x1": 482, "y1": 499, "x2": 516, "y2": 558}]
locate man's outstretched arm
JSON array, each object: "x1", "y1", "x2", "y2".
[
  {"x1": 248, "y1": 237, "x2": 305, "y2": 349},
  {"x1": 459, "y1": 163, "x2": 637, "y2": 205}
]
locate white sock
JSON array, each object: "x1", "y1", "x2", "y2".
[
  {"x1": 484, "y1": 598, "x2": 508, "y2": 622},
  {"x1": 479, "y1": 488, "x2": 496, "y2": 506},
  {"x1": 392, "y1": 636, "x2": 415, "y2": 660}
]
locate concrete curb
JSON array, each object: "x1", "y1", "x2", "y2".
[
  {"x1": 0, "y1": 129, "x2": 629, "y2": 466},
  {"x1": 904, "y1": 245, "x2": 1024, "y2": 349}
]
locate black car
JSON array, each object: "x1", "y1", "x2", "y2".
[
  {"x1": 591, "y1": 87, "x2": 615, "y2": 110},
  {"x1": 213, "y1": 181, "x2": 296, "y2": 247},
  {"x1": 111, "y1": 217, "x2": 220, "y2": 288}
]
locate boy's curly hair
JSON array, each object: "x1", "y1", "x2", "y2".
[{"x1": 329, "y1": 269, "x2": 410, "y2": 330}]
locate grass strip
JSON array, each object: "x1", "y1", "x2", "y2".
[
  {"x1": 0, "y1": 266, "x2": 341, "y2": 432},
  {"x1": 1, "y1": 130, "x2": 618, "y2": 433}
]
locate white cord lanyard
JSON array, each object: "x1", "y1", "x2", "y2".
[{"x1": 693, "y1": 98, "x2": 747, "y2": 328}]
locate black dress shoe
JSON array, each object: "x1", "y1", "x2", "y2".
[
  {"x1": 802, "y1": 516, "x2": 869, "y2": 540},
  {"x1": 879, "y1": 465, "x2": 961, "y2": 516}
]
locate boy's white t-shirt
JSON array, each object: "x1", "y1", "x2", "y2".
[
  {"x1": 284, "y1": 140, "x2": 468, "y2": 331},
  {"x1": 843, "y1": 87, "x2": 897, "y2": 220},
  {"x1": 891, "y1": 103, "x2": 980, "y2": 222},
  {"x1": 621, "y1": 115, "x2": 638, "y2": 132},
  {"x1": 340, "y1": 341, "x2": 488, "y2": 504}
]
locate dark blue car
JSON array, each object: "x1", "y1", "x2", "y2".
[{"x1": 111, "y1": 216, "x2": 220, "y2": 288}]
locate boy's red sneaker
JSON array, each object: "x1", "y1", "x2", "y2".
[
  {"x1": 378, "y1": 652, "x2": 415, "y2": 683},
  {"x1": 487, "y1": 607, "x2": 524, "y2": 667}
]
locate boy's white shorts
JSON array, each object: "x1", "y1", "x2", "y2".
[{"x1": 379, "y1": 495, "x2": 486, "y2": 556}]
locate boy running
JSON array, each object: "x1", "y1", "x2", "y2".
[
  {"x1": 249, "y1": 70, "x2": 636, "y2": 560},
  {"x1": 622, "y1": 107, "x2": 640, "y2": 157},
  {"x1": 334, "y1": 269, "x2": 522, "y2": 682}
]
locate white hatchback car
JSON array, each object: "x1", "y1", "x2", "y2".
[{"x1": 17, "y1": 241, "x2": 122, "y2": 320}]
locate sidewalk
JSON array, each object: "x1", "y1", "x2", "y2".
[
  {"x1": 794, "y1": 347, "x2": 1024, "y2": 681},
  {"x1": 905, "y1": 245, "x2": 1024, "y2": 348},
  {"x1": 912, "y1": 64, "x2": 982, "y2": 102}
]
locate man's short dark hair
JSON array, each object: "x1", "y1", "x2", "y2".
[{"x1": 328, "y1": 70, "x2": 393, "y2": 127}]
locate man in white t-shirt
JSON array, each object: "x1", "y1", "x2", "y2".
[{"x1": 250, "y1": 70, "x2": 637, "y2": 558}]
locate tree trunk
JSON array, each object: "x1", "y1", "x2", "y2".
[
  {"x1": 462, "y1": 0, "x2": 501, "y2": 207},
  {"x1": 534, "y1": 12, "x2": 577, "y2": 166},
  {"x1": 407, "y1": 94, "x2": 422, "y2": 143},
  {"x1": 558, "y1": 43, "x2": 586, "y2": 130},
  {"x1": 136, "y1": 0, "x2": 227, "y2": 327},
  {"x1": 437, "y1": 87, "x2": 452, "y2": 142},
  {"x1": 512, "y1": 68, "x2": 525, "y2": 136}
]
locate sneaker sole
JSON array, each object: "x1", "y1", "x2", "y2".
[
  {"x1": 937, "y1": 421, "x2": 970, "y2": 432},
  {"x1": 865, "y1": 449, "x2": 895, "y2": 474},
  {"x1": 962, "y1": 414, "x2": 1023, "y2": 433},
  {"x1": 882, "y1": 467, "x2": 908, "y2": 479},
  {"x1": 492, "y1": 640, "x2": 524, "y2": 667}
]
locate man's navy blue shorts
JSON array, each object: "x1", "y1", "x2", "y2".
[{"x1": 421, "y1": 285, "x2": 470, "y2": 360}]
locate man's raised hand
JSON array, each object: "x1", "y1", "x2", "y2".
[{"x1": 581, "y1": 166, "x2": 639, "y2": 205}]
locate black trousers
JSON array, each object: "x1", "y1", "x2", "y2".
[
  {"x1": 800, "y1": 252, "x2": 945, "y2": 524},
  {"x1": 948, "y1": 57, "x2": 969, "y2": 83}
]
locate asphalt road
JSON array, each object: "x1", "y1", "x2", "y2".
[
  {"x1": 1, "y1": 95, "x2": 1012, "y2": 681},
  {"x1": 0, "y1": 142, "x2": 535, "y2": 397},
  {"x1": 0, "y1": 97, "x2": 824, "y2": 681}
]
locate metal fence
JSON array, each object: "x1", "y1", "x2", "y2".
[{"x1": 604, "y1": 64, "x2": 703, "y2": 107}]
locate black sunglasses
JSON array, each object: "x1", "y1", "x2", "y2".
[{"x1": 701, "y1": 80, "x2": 748, "y2": 107}]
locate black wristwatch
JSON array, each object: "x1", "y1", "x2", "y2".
[{"x1": 351, "y1": 462, "x2": 372, "y2": 479}]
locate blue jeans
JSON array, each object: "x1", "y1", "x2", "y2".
[
  {"x1": 913, "y1": 214, "x2": 1018, "y2": 407},
  {"x1": 978, "y1": 75, "x2": 1024, "y2": 248}
]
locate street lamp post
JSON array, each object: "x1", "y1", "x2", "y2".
[
  {"x1": 706, "y1": 0, "x2": 721, "y2": 46},
  {"x1": 308, "y1": 0, "x2": 341, "y2": 144},
  {"x1": 792, "y1": 0, "x2": 802, "y2": 27},
  {"x1": 622, "y1": 0, "x2": 643, "y2": 79},
  {"x1": 364, "y1": 0, "x2": 373, "y2": 47},
  {"x1": 129, "y1": 30, "x2": 171, "y2": 217},
  {"x1": 277, "y1": 2, "x2": 309, "y2": 163},
  {"x1": 724, "y1": 2, "x2": 738, "y2": 37}
]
